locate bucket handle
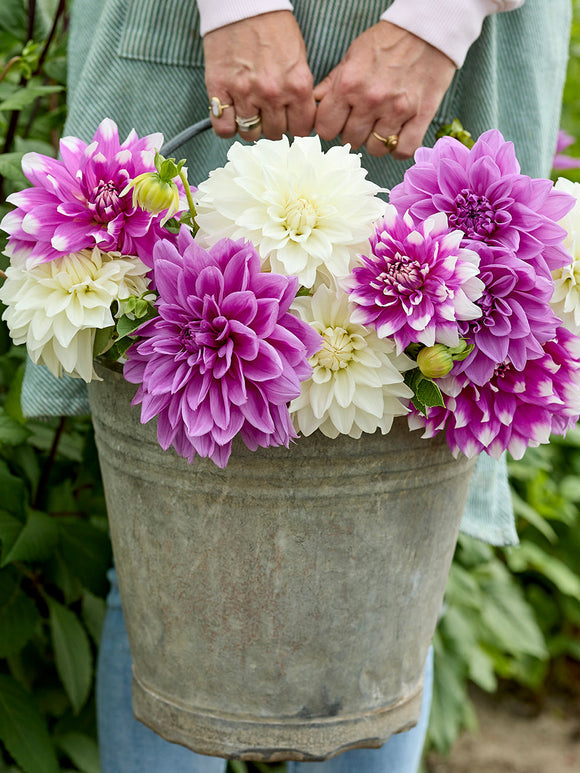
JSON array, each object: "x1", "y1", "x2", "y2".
[{"x1": 160, "y1": 117, "x2": 212, "y2": 156}]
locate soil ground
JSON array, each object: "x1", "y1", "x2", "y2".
[{"x1": 426, "y1": 684, "x2": 580, "y2": 773}]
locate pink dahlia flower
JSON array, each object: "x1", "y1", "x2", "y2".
[
  {"x1": 123, "y1": 230, "x2": 321, "y2": 468},
  {"x1": 454, "y1": 244, "x2": 560, "y2": 385},
  {"x1": 348, "y1": 205, "x2": 484, "y2": 354},
  {"x1": 1, "y1": 118, "x2": 175, "y2": 266},
  {"x1": 409, "y1": 327, "x2": 580, "y2": 460},
  {"x1": 390, "y1": 129, "x2": 575, "y2": 280},
  {"x1": 553, "y1": 130, "x2": 580, "y2": 171}
]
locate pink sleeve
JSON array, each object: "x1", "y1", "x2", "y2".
[
  {"x1": 197, "y1": 0, "x2": 294, "y2": 35},
  {"x1": 380, "y1": 0, "x2": 526, "y2": 67}
]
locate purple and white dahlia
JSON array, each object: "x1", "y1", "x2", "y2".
[
  {"x1": 1, "y1": 118, "x2": 174, "y2": 266},
  {"x1": 390, "y1": 129, "x2": 574, "y2": 279},
  {"x1": 409, "y1": 327, "x2": 580, "y2": 460},
  {"x1": 123, "y1": 230, "x2": 321, "y2": 467},
  {"x1": 454, "y1": 243, "x2": 560, "y2": 385},
  {"x1": 347, "y1": 205, "x2": 483, "y2": 354}
]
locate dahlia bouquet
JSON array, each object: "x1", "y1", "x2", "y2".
[{"x1": 2, "y1": 118, "x2": 580, "y2": 467}]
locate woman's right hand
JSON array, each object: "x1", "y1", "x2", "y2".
[{"x1": 203, "y1": 11, "x2": 316, "y2": 142}]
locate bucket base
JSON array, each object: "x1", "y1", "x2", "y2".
[{"x1": 132, "y1": 671, "x2": 423, "y2": 762}]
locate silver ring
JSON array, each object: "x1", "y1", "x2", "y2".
[{"x1": 235, "y1": 114, "x2": 262, "y2": 132}]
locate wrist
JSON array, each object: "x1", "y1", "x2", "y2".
[
  {"x1": 197, "y1": 0, "x2": 294, "y2": 36},
  {"x1": 381, "y1": 0, "x2": 500, "y2": 67}
]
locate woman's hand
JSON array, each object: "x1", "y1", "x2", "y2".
[
  {"x1": 313, "y1": 22, "x2": 456, "y2": 158},
  {"x1": 203, "y1": 11, "x2": 316, "y2": 142}
]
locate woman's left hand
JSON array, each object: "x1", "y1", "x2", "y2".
[{"x1": 313, "y1": 21, "x2": 456, "y2": 158}]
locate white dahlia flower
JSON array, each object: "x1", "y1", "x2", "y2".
[
  {"x1": 289, "y1": 284, "x2": 414, "y2": 438},
  {"x1": 0, "y1": 247, "x2": 150, "y2": 381},
  {"x1": 551, "y1": 177, "x2": 580, "y2": 334},
  {"x1": 194, "y1": 136, "x2": 385, "y2": 289}
]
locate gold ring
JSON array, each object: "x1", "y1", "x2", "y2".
[
  {"x1": 235, "y1": 114, "x2": 262, "y2": 132},
  {"x1": 209, "y1": 97, "x2": 232, "y2": 118},
  {"x1": 372, "y1": 132, "x2": 399, "y2": 152}
]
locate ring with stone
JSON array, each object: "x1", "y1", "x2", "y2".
[
  {"x1": 372, "y1": 131, "x2": 399, "y2": 152},
  {"x1": 235, "y1": 114, "x2": 262, "y2": 132},
  {"x1": 209, "y1": 97, "x2": 232, "y2": 119}
]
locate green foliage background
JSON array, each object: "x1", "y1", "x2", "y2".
[{"x1": 0, "y1": 1, "x2": 580, "y2": 771}]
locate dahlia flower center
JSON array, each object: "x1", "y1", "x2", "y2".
[
  {"x1": 493, "y1": 360, "x2": 511, "y2": 379},
  {"x1": 91, "y1": 180, "x2": 124, "y2": 222},
  {"x1": 315, "y1": 326, "x2": 355, "y2": 370},
  {"x1": 180, "y1": 313, "x2": 236, "y2": 375},
  {"x1": 449, "y1": 189, "x2": 498, "y2": 239},
  {"x1": 283, "y1": 197, "x2": 318, "y2": 237},
  {"x1": 374, "y1": 252, "x2": 425, "y2": 297}
]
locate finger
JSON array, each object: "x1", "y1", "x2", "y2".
[
  {"x1": 365, "y1": 125, "x2": 403, "y2": 158},
  {"x1": 287, "y1": 94, "x2": 316, "y2": 137},
  {"x1": 259, "y1": 100, "x2": 287, "y2": 141},
  {"x1": 233, "y1": 98, "x2": 263, "y2": 142},
  {"x1": 339, "y1": 108, "x2": 380, "y2": 150},
  {"x1": 389, "y1": 113, "x2": 429, "y2": 160},
  {"x1": 207, "y1": 91, "x2": 236, "y2": 138},
  {"x1": 314, "y1": 92, "x2": 351, "y2": 142},
  {"x1": 313, "y1": 73, "x2": 333, "y2": 102}
]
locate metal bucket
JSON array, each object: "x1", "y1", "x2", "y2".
[{"x1": 88, "y1": 360, "x2": 475, "y2": 762}]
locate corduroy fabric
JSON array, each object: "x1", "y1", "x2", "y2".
[{"x1": 21, "y1": 0, "x2": 571, "y2": 546}]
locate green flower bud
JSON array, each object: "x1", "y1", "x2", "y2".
[
  {"x1": 435, "y1": 118, "x2": 475, "y2": 149},
  {"x1": 416, "y1": 344, "x2": 454, "y2": 379},
  {"x1": 128, "y1": 172, "x2": 180, "y2": 223}
]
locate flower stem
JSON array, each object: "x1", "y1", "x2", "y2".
[
  {"x1": 33, "y1": 416, "x2": 66, "y2": 510},
  {"x1": 33, "y1": 0, "x2": 66, "y2": 76},
  {"x1": 0, "y1": 57, "x2": 22, "y2": 84},
  {"x1": 177, "y1": 167, "x2": 199, "y2": 235}
]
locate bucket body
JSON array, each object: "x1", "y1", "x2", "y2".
[{"x1": 88, "y1": 361, "x2": 475, "y2": 761}]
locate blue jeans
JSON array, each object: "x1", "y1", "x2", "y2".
[{"x1": 97, "y1": 571, "x2": 433, "y2": 773}]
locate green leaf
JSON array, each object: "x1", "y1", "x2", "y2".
[
  {"x1": 49, "y1": 599, "x2": 92, "y2": 714},
  {"x1": 0, "y1": 508, "x2": 59, "y2": 567},
  {"x1": 0, "y1": 567, "x2": 18, "y2": 605},
  {"x1": 507, "y1": 540, "x2": 580, "y2": 601},
  {"x1": 46, "y1": 479, "x2": 76, "y2": 515},
  {"x1": 0, "y1": 674, "x2": 59, "y2": 773},
  {"x1": 560, "y1": 474, "x2": 580, "y2": 502},
  {"x1": 228, "y1": 762, "x2": 249, "y2": 773},
  {"x1": 12, "y1": 136, "x2": 57, "y2": 157},
  {"x1": 44, "y1": 551, "x2": 83, "y2": 605},
  {"x1": 476, "y1": 563, "x2": 547, "y2": 659},
  {"x1": 115, "y1": 313, "x2": 148, "y2": 342},
  {"x1": 0, "y1": 512, "x2": 24, "y2": 561},
  {"x1": 0, "y1": 153, "x2": 27, "y2": 185},
  {"x1": 36, "y1": 0, "x2": 62, "y2": 38},
  {"x1": 42, "y1": 56, "x2": 67, "y2": 85},
  {"x1": 55, "y1": 733, "x2": 100, "y2": 773},
  {"x1": 3, "y1": 363, "x2": 25, "y2": 424},
  {"x1": 27, "y1": 420, "x2": 84, "y2": 462},
  {"x1": 0, "y1": 587, "x2": 40, "y2": 657},
  {"x1": 0, "y1": 407, "x2": 29, "y2": 446},
  {"x1": 511, "y1": 490, "x2": 558, "y2": 542},
  {"x1": 81, "y1": 590, "x2": 106, "y2": 645},
  {"x1": 93, "y1": 325, "x2": 115, "y2": 357},
  {"x1": 0, "y1": 84, "x2": 64, "y2": 112},
  {"x1": 416, "y1": 377, "x2": 445, "y2": 408},
  {"x1": 57, "y1": 519, "x2": 111, "y2": 596},
  {"x1": 467, "y1": 645, "x2": 497, "y2": 692},
  {"x1": 0, "y1": 0, "x2": 28, "y2": 40},
  {"x1": 445, "y1": 563, "x2": 482, "y2": 610},
  {"x1": 428, "y1": 634, "x2": 474, "y2": 753}
]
